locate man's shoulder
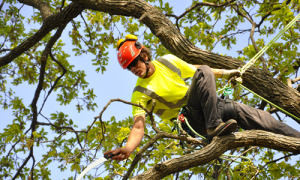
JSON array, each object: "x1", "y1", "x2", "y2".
[
  {"x1": 159, "y1": 54, "x2": 178, "y2": 60},
  {"x1": 154, "y1": 54, "x2": 181, "y2": 65}
]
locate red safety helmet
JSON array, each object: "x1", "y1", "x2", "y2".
[{"x1": 117, "y1": 39, "x2": 144, "y2": 69}]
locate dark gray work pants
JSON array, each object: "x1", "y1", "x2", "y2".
[{"x1": 186, "y1": 65, "x2": 300, "y2": 138}]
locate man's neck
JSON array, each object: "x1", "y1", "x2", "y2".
[{"x1": 143, "y1": 62, "x2": 155, "y2": 78}]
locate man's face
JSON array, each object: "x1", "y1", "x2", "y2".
[{"x1": 127, "y1": 58, "x2": 147, "y2": 78}]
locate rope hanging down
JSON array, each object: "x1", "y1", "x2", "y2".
[{"x1": 226, "y1": 13, "x2": 300, "y2": 121}]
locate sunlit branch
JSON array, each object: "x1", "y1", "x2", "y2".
[{"x1": 292, "y1": 76, "x2": 300, "y2": 84}]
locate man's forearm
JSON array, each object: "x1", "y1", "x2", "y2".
[
  {"x1": 125, "y1": 126, "x2": 144, "y2": 153},
  {"x1": 193, "y1": 65, "x2": 223, "y2": 78},
  {"x1": 125, "y1": 115, "x2": 145, "y2": 153}
]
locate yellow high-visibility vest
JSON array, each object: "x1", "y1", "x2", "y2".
[{"x1": 131, "y1": 54, "x2": 196, "y2": 120}]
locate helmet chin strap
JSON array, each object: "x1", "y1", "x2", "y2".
[{"x1": 139, "y1": 56, "x2": 150, "y2": 78}]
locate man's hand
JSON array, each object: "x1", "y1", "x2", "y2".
[
  {"x1": 104, "y1": 147, "x2": 132, "y2": 161},
  {"x1": 104, "y1": 114, "x2": 145, "y2": 161},
  {"x1": 222, "y1": 69, "x2": 241, "y2": 80}
]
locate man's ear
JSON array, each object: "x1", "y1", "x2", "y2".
[{"x1": 140, "y1": 52, "x2": 148, "y2": 61}]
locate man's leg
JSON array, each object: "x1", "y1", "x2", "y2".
[
  {"x1": 186, "y1": 65, "x2": 236, "y2": 137},
  {"x1": 235, "y1": 101, "x2": 300, "y2": 138}
]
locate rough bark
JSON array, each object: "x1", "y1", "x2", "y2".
[
  {"x1": 130, "y1": 130, "x2": 300, "y2": 180},
  {"x1": 70, "y1": 0, "x2": 300, "y2": 123}
]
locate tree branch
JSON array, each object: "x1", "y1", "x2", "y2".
[
  {"x1": 12, "y1": 146, "x2": 33, "y2": 180},
  {"x1": 80, "y1": 13, "x2": 93, "y2": 42},
  {"x1": 0, "y1": 3, "x2": 84, "y2": 67},
  {"x1": 60, "y1": 0, "x2": 66, "y2": 11},
  {"x1": 38, "y1": 52, "x2": 67, "y2": 114}
]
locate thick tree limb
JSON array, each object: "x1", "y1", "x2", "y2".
[
  {"x1": 0, "y1": 2, "x2": 84, "y2": 67},
  {"x1": 130, "y1": 130, "x2": 300, "y2": 180}
]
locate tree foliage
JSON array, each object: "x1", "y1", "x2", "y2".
[{"x1": 1, "y1": 0, "x2": 300, "y2": 179}]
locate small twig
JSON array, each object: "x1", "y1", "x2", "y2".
[
  {"x1": 0, "y1": 49, "x2": 11, "y2": 53},
  {"x1": 60, "y1": 0, "x2": 65, "y2": 11},
  {"x1": 80, "y1": 13, "x2": 93, "y2": 42}
]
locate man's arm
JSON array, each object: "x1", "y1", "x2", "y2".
[
  {"x1": 193, "y1": 65, "x2": 240, "y2": 79},
  {"x1": 193, "y1": 65, "x2": 223, "y2": 78},
  {"x1": 104, "y1": 114, "x2": 145, "y2": 161},
  {"x1": 125, "y1": 114, "x2": 145, "y2": 154}
]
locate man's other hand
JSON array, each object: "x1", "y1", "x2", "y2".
[
  {"x1": 222, "y1": 69, "x2": 241, "y2": 80},
  {"x1": 104, "y1": 148, "x2": 132, "y2": 161}
]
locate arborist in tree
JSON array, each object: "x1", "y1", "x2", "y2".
[{"x1": 104, "y1": 34, "x2": 300, "y2": 161}]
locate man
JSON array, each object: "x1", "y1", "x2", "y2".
[{"x1": 105, "y1": 35, "x2": 300, "y2": 161}]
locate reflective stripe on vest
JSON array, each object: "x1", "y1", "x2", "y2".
[
  {"x1": 156, "y1": 57, "x2": 182, "y2": 77},
  {"x1": 133, "y1": 57, "x2": 188, "y2": 117}
]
